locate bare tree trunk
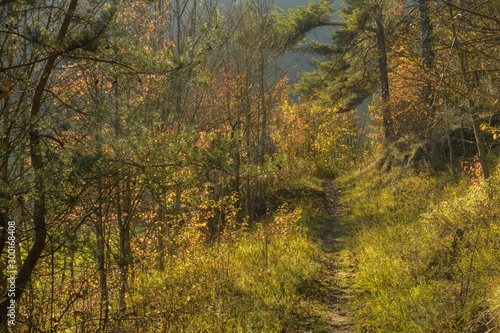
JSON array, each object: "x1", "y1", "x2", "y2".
[
  {"x1": 156, "y1": 206, "x2": 165, "y2": 271},
  {"x1": 96, "y1": 192, "x2": 109, "y2": 330},
  {"x1": 446, "y1": 118, "x2": 456, "y2": 179},
  {"x1": 373, "y1": 4, "x2": 393, "y2": 141},
  {"x1": 419, "y1": 0, "x2": 434, "y2": 117},
  {"x1": 69, "y1": 246, "x2": 75, "y2": 284},
  {"x1": 471, "y1": 113, "x2": 489, "y2": 179},
  {"x1": 258, "y1": 53, "x2": 266, "y2": 214},
  {"x1": 113, "y1": 74, "x2": 125, "y2": 312},
  {"x1": 453, "y1": 10, "x2": 490, "y2": 180},
  {"x1": 116, "y1": 184, "x2": 131, "y2": 312},
  {"x1": 244, "y1": 64, "x2": 252, "y2": 220},
  {"x1": 233, "y1": 121, "x2": 242, "y2": 222}
]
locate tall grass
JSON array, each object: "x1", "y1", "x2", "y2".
[{"x1": 338, "y1": 164, "x2": 500, "y2": 332}]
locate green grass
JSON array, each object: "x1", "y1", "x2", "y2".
[
  {"x1": 337, "y1": 163, "x2": 500, "y2": 332},
  {"x1": 24, "y1": 176, "x2": 344, "y2": 333}
]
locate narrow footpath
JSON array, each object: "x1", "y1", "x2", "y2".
[
  {"x1": 321, "y1": 180, "x2": 356, "y2": 333},
  {"x1": 291, "y1": 180, "x2": 357, "y2": 333}
]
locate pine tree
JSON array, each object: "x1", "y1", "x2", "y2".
[{"x1": 276, "y1": 0, "x2": 398, "y2": 140}]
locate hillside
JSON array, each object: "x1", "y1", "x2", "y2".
[{"x1": 335, "y1": 158, "x2": 500, "y2": 332}]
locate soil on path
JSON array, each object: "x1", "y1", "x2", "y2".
[
  {"x1": 293, "y1": 180, "x2": 356, "y2": 332},
  {"x1": 320, "y1": 180, "x2": 356, "y2": 333}
]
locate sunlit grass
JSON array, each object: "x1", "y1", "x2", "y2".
[{"x1": 338, "y1": 162, "x2": 500, "y2": 332}]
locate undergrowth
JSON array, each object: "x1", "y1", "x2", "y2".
[
  {"x1": 337, "y1": 162, "x2": 500, "y2": 332},
  {"x1": 104, "y1": 185, "x2": 326, "y2": 333}
]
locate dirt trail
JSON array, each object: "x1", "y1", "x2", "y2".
[
  {"x1": 291, "y1": 180, "x2": 356, "y2": 333},
  {"x1": 320, "y1": 180, "x2": 356, "y2": 333}
]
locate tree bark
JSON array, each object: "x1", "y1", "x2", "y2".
[
  {"x1": 452, "y1": 8, "x2": 490, "y2": 180},
  {"x1": 0, "y1": 0, "x2": 79, "y2": 328},
  {"x1": 446, "y1": 117, "x2": 456, "y2": 178},
  {"x1": 471, "y1": 113, "x2": 490, "y2": 179},
  {"x1": 96, "y1": 193, "x2": 109, "y2": 331},
  {"x1": 373, "y1": 4, "x2": 393, "y2": 141},
  {"x1": 156, "y1": 206, "x2": 165, "y2": 271},
  {"x1": 116, "y1": 184, "x2": 130, "y2": 312},
  {"x1": 419, "y1": 0, "x2": 435, "y2": 117},
  {"x1": 258, "y1": 53, "x2": 266, "y2": 214}
]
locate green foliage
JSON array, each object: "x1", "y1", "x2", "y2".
[
  {"x1": 285, "y1": 0, "x2": 387, "y2": 109},
  {"x1": 12, "y1": 0, "x2": 500, "y2": 330},
  {"x1": 338, "y1": 158, "x2": 500, "y2": 332},
  {"x1": 273, "y1": 0, "x2": 334, "y2": 51}
]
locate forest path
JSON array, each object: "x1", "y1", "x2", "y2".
[
  {"x1": 317, "y1": 180, "x2": 356, "y2": 333},
  {"x1": 291, "y1": 179, "x2": 357, "y2": 333}
]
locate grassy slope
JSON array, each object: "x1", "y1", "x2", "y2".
[{"x1": 336, "y1": 163, "x2": 500, "y2": 332}]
